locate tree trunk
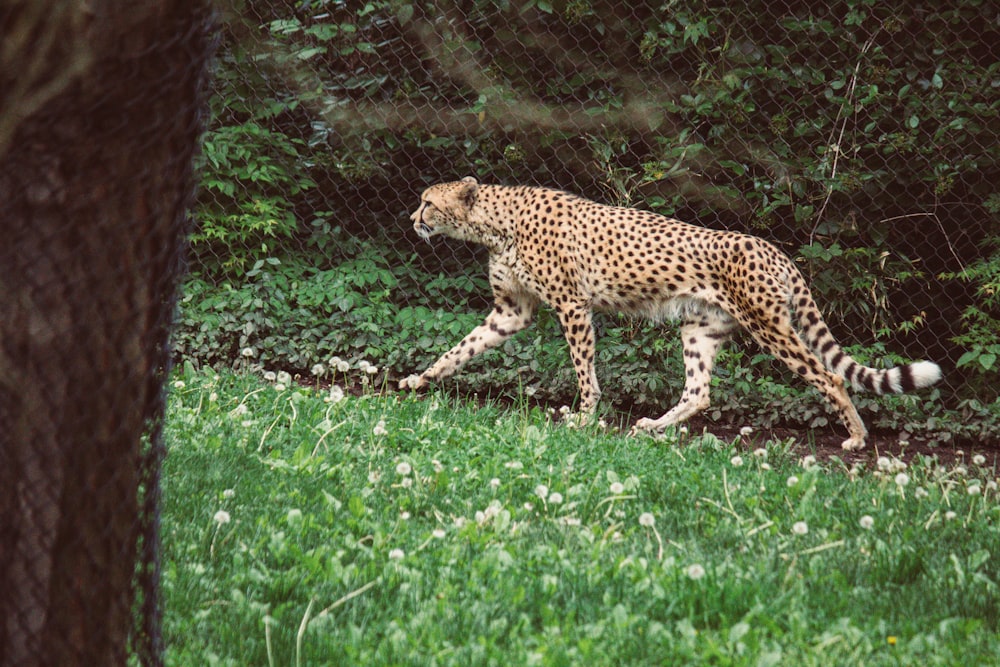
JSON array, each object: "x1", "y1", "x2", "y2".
[{"x1": 0, "y1": 2, "x2": 215, "y2": 665}]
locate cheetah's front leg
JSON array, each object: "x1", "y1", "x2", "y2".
[
  {"x1": 400, "y1": 294, "x2": 538, "y2": 390},
  {"x1": 554, "y1": 302, "x2": 601, "y2": 414}
]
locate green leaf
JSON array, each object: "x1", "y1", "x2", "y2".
[
  {"x1": 956, "y1": 350, "x2": 979, "y2": 368},
  {"x1": 978, "y1": 353, "x2": 996, "y2": 371},
  {"x1": 396, "y1": 3, "x2": 414, "y2": 25}
]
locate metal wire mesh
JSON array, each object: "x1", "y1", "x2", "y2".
[
  {"x1": 187, "y1": 1, "x2": 998, "y2": 418},
  {"x1": 1, "y1": 1, "x2": 995, "y2": 661},
  {"x1": 0, "y1": 3, "x2": 215, "y2": 666}
]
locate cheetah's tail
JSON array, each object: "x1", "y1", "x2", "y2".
[{"x1": 790, "y1": 274, "x2": 942, "y2": 395}]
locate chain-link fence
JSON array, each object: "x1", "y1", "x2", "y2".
[
  {"x1": 0, "y1": 2, "x2": 215, "y2": 665},
  {"x1": 1, "y1": 2, "x2": 994, "y2": 663},
  {"x1": 182, "y1": 0, "x2": 999, "y2": 441}
]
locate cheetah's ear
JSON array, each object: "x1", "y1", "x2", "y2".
[{"x1": 458, "y1": 176, "x2": 479, "y2": 209}]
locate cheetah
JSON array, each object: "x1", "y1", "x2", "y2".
[{"x1": 401, "y1": 177, "x2": 941, "y2": 451}]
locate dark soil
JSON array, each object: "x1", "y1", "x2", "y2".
[
  {"x1": 312, "y1": 373, "x2": 1000, "y2": 470},
  {"x1": 677, "y1": 416, "x2": 1000, "y2": 469}
]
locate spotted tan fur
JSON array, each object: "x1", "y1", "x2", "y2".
[{"x1": 402, "y1": 177, "x2": 941, "y2": 450}]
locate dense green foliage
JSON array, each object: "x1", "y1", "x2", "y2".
[
  {"x1": 177, "y1": 0, "x2": 1000, "y2": 434},
  {"x1": 162, "y1": 370, "x2": 1000, "y2": 665}
]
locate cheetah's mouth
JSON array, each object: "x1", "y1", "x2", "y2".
[{"x1": 414, "y1": 205, "x2": 434, "y2": 240}]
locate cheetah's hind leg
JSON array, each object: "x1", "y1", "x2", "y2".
[{"x1": 631, "y1": 314, "x2": 737, "y2": 436}]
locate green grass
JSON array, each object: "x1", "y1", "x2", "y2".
[{"x1": 162, "y1": 369, "x2": 1000, "y2": 666}]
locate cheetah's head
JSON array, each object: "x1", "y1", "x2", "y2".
[{"x1": 411, "y1": 176, "x2": 479, "y2": 241}]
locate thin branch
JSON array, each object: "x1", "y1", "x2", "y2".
[{"x1": 811, "y1": 34, "x2": 877, "y2": 244}]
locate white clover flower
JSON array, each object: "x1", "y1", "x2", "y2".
[
  {"x1": 263, "y1": 371, "x2": 277, "y2": 382},
  {"x1": 396, "y1": 461, "x2": 412, "y2": 476},
  {"x1": 223, "y1": 488, "x2": 236, "y2": 499},
  {"x1": 753, "y1": 448, "x2": 767, "y2": 458},
  {"x1": 792, "y1": 521, "x2": 809, "y2": 536},
  {"x1": 968, "y1": 484, "x2": 982, "y2": 496},
  {"x1": 504, "y1": 461, "x2": 523, "y2": 470},
  {"x1": 388, "y1": 548, "x2": 405, "y2": 560},
  {"x1": 213, "y1": 510, "x2": 231, "y2": 525},
  {"x1": 287, "y1": 508, "x2": 302, "y2": 523},
  {"x1": 432, "y1": 528, "x2": 446, "y2": 539},
  {"x1": 686, "y1": 564, "x2": 706, "y2": 580},
  {"x1": 944, "y1": 510, "x2": 957, "y2": 521},
  {"x1": 859, "y1": 515, "x2": 874, "y2": 530},
  {"x1": 609, "y1": 482, "x2": 625, "y2": 495},
  {"x1": 276, "y1": 371, "x2": 292, "y2": 386},
  {"x1": 209, "y1": 392, "x2": 219, "y2": 402},
  {"x1": 739, "y1": 426, "x2": 754, "y2": 437},
  {"x1": 972, "y1": 454, "x2": 986, "y2": 466},
  {"x1": 400, "y1": 511, "x2": 411, "y2": 520},
  {"x1": 524, "y1": 502, "x2": 534, "y2": 511},
  {"x1": 548, "y1": 492, "x2": 563, "y2": 505},
  {"x1": 894, "y1": 473, "x2": 910, "y2": 487},
  {"x1": 730, "y1": 455, "x2": 744, "y2": 467},
  {"x1": 535, "y1": 484, "x2": 549, "y2": 500},
  {"x1": 373, "y1": 420, "x2": 388, "y2": 437},
  {"x1": 800, "y1": 455, "x2": 816, "y2": 469},
  {"x1": 431, "y1": 459, "x2": 444, "y2": 473},
  {"x1": 489, "y1": 478, "x2": 500, "y2": 489},
  {"x1": 639, "y1": 512, "x2": 655, "y2": 527},
  {"x1": 241, "y1": 347, "x2": 256, "y2": 358},
  {"x1": 173, "y1": 380, "x2": 186, "y2": 389},
  {"x1": 310, "y1": 363, "x2": 326, "y2": 377},
  {"x1": 786, "y1": 475, "x2": 799, "y2": 487},
  {"x1": 484, "y1": 501, "x2": 502, "y2": 519}
]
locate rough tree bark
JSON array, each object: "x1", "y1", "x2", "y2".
[{"x1": 0, "y1": 2, "x2": 215, "y2": 665}]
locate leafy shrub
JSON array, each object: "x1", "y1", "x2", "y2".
[{"x1": 177, "y1": 0, "x2": 1000, "y2": 438}]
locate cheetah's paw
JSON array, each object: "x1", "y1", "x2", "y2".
[
  {"x1": 629, "y1": 417, "x2": 660, "y2": 436},
  {"x1": 399, "y1": 374, "x2": 427, "y2": 391},
  {"x1": 840, "y1": 436, "x2": 867, "y2": 452}
]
